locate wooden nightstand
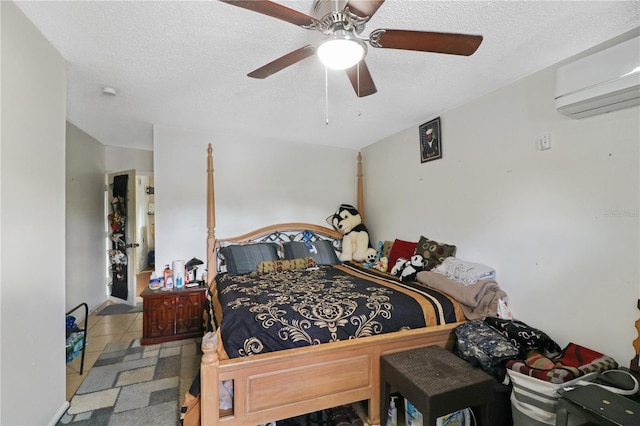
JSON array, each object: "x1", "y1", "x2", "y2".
[{"x1": 140, "y1": 285, "x2": 207, "y2": 345}]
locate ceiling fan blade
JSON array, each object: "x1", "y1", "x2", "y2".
[
  {"x1": 345, "y1": 60, "x2": 377, "y2": 97},
  {"x1": 219, "y1": 0, "x2": 317, "y2": 28},
  {"x1": 369, "y1": 29, "x2": 483, "y2": 56},
  {"x1": 346, "y1": 0, "x2": 385, "y2": 19},
  {"x1": 247, "y1": 45, "x2": 316, "y2": 79}
]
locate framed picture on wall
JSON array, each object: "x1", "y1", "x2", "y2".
[{"x1": 419, "y1": 117, "x2": 442, "y2": 163}]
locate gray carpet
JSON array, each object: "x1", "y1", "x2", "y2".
[
  {"x1": 58, "y1": 338, "x2": 201, "y2": 426},
  {"x1": 97, "y1": 303, "x2": 143, "y2": 316}
]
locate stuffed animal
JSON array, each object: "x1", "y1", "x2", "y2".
[
  {"x1": 372, "y1": 256, "x2": 389, "y2": 273},
  {"x1": 390, "y1": 254, "x2": 426, "y2": 282},
  {"x1": 363, "y1": 241, "x2": 383, "y2": 268},
  {"x1": 327, "y1": 204, "x2": 377, "y2": 262},
  {"x1": 363, "y1": 240, "x2": 390, "y2": 272},
  {"x1": 390, "y1": 258, "x2": 409, "y2": 276}
]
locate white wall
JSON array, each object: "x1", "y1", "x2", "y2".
[
  {"x1": 66, "y1": 123, "x2": 107, "y2": 314},
  {"x1": 152, "y1": 124, "x2": 358, "y2": 275},
  {"x1": 105, "y1": 145, "x2": 153, "y2": 174},
  {"x1": 1, "y1": 2, "x2": 68, "y2": 424},
  {"x1": 362, "y1": 42, "x2": 639, "y2": 366}
]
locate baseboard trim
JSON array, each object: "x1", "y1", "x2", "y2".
[{"x1": 49, "y1": 401, "x2": 70, "y2": 426}]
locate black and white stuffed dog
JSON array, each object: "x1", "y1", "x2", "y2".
[
  {"x1": 327, "y1": 204, "x2": 377, "y2": 262},
  {"x1": 390, "y1": 254, "x2": 426, "y2": 282}
]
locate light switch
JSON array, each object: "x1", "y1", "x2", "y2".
[{"x1": 537, "y1": 133, "x2": 551, "y2": 150}]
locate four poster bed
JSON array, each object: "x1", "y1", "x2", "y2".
[{"x1": 198, "y1": 144, "x2": 466, "y2": 425}]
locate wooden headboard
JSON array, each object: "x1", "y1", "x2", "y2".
[{"x1": 211, "y1": 223, "x2": 342, "y2": 273}]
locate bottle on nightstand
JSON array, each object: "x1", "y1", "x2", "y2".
[{"x1": 163, "y1": 264, "x2": 173, "y2": 289}]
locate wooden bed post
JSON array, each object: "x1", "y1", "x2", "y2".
[
  {"x1": 201, "y1": 332, "x2": 220, "y2": 425},
  {"x1": 203, "y1": 144, "x2": 220, "y2": 424},
  {"x1": 207, "y1": 144, "x2": 217, "y2": 286},
  {"x1": 357, "y1": 152, "x2": 364, "y2": 221},
  {"x1": 631, "y1": 299, "x2": 640, "y2": 371}
]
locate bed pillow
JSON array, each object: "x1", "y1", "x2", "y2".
[
  {"x1": 381, "y1": 240, "x2": 394, "y2": 259},
  {"x1": 282, "y1": 240, "x2": 340, "y2": 265},
  {"x1": 219, "y1": 243, "x2": 280, "y2": 275},
  {"x1": 415, "y1": 236, "x2": 457, "y2": 270},
  {"x1": 388, "y1": 239, "x2": 418, "y2": 272},
  {"x1": 257, "y1": 257, "x2": 316, "y2": 274}
]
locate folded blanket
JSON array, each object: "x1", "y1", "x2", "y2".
[
  {"x1": 433, "y1": 257, "x2": 496, "y2": 285},
  {"x1": 506, "y1": 343, "x2": 618, "y2": 384},
  {"x1": 416, "y1": 270, "x2": 506, "y2": 320}
]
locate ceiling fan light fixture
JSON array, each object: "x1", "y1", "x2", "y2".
[{"x1": 317, "y1": 30, "x2": 366, "y2": 70}]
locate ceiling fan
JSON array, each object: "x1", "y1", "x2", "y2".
[{"x1": 219, "y1": 0, "x2": 483, "y2": 97}]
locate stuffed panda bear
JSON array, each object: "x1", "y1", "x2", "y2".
[
  {"x1": 390, "y1": 254, "x2": 426, "y2": 282},
  {"x1": 327, "y1": 204, "x2": 377, "y2": 262}
]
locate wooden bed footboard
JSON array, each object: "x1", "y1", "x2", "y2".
[{"x1": 201, "y1": 322, "x2": 462, "y2": 426}]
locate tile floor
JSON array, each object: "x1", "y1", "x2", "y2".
[
  {"x1": 65, "y1": 287, "x2": 371, "y2": 425},
  {"x1": 66, "y1": 269, "x2": 154, "y2": 401},
  {"x1": 65, "y1": 300, "x2": 144, "y2": 401}
]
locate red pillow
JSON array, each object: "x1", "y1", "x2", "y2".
[{"x1": 388, "y1": 239, "x2": 418, "y2": 272}]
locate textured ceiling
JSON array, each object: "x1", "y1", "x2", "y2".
[{"x1": 15, "y1": 1, "x2": 640, "y2": 151}]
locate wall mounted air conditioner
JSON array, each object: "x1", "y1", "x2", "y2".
[{"x1": 555, "y1": 36, "x2": 640, "y2": 119}]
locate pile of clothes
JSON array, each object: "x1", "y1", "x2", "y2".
[
  {"x1": 453, "y1": 318, "x2": 622, "y2": 425},
  {"x1": 417, "y1": 256, "x2": 510, "y2": 320},
  {"x1": 454, "y1": 317, "x2": 618, "y2": 384},
  {"x1": 433, "y1": 257, "x2": 496, "y2": 284}
]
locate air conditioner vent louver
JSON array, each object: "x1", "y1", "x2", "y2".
[{"x1": 555, "y1": 36, "x2": 640, "y2": 119}]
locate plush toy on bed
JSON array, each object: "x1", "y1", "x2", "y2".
[
  {"x1": 390, "y1": 254, "x2": 426, "y2": 281},
  {"x1": 373, "y1": 257, "x2": 389, "y2": 272},
  {"x1": 364, "y1": 241, "x2": 389, "y2": 272},
  {"x1": 363, "y1": 241, "x2": 383, "y2": 268},
  {"x1": 327, "y1": 204, "x2": 377, "y2": 262}
]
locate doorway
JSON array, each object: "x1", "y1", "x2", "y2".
[
  {"x1": 106, "y1": 170, "x2": 136, "y2": 306},
  {"x1": 136, "y1": 174, "x2": 155, "y2": 297},
  {"x1": 106, "y1": 171, "x2": 155, "y2": 305}
]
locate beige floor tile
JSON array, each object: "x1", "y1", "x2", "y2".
[
  {"x1": 86, "y1": 317, "x2": 101, "y2": 330},
  {"x1": 88, "y1": 321, "x2": 132, "y2": 337},
  {"x1": 113, "y1": 312, "x2": 139, "y2": 321},
  {"x1": 127, "y1": 319, "x2": 143, "y2": 332},
  {"x1": 80, "y1": 350, "x2": 101, "y2": 371},
  {"x1": 66, "y1": 373, "x2": 85, "y2": 401},
  {"x1": 120, "y1": 330, "x2": 142, "y2": 342},
  {"x1": 68, "y1": 388, "x2": 120, "y2": 414},
  {"x1": 85, "y1": 334, "x2": 122, "y2": 353},
  {"x1": 94, "y1": 313, "x2": 137, "y2": 325},
  {"x1": 66, "y1": 355, "x2": 83, "y2": 374}
]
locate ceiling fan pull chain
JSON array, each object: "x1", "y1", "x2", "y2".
[
  {"x1": 325, "y1": 66, "x2": 329, "y2": 125},
  {"x1": 355, "y1": 62, "x2": 362, "y2": 116},
  {"x1": 357, "y1": 61, "x2": 360, "y2": 97}
]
